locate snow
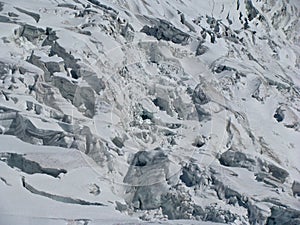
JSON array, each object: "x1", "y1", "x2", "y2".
[{"x1": 0, "y1": 0, "x2": 299, "y2": 224}]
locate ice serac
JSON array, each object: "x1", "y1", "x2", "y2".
[
  {"x1": 219, "y1": 149, "x2": 256, "y2": 170},
  {"x1": 0, "y1": 152, "x2": 66, "y2": 178},
  {"x1": 141, "y1": 19, "x2": 190, "y2": 45},
  {"x1": 292, "y1": 181, "x2": 300, "y2": 197},
  {"x1": 0, "y1": 0, "x2": 299, "y2": 224},
  {"x1": 123, "y1": 149, "x2": 170, "y2": 210}
]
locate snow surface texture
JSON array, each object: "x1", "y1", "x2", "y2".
[{"x1": 0, "y1": 0, "x2": 299, "y2": 224}]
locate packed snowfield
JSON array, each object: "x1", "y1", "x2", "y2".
[{"x1": 0, "y1": 0, "x2": 299, "y2": 224}]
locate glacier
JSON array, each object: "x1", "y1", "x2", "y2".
[{"x1": 0, "y1": 0, "x2": 299, "y2": 224}]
